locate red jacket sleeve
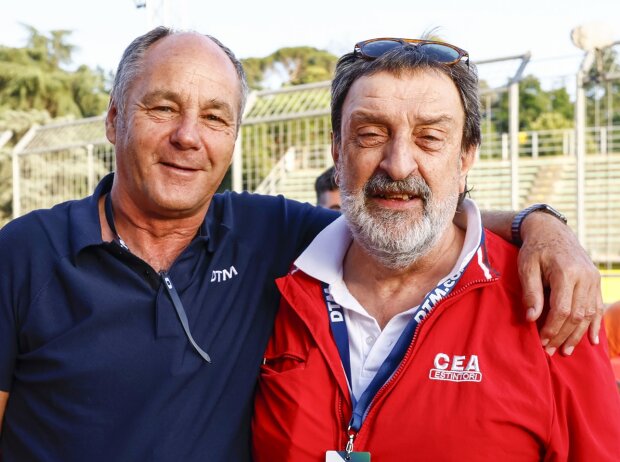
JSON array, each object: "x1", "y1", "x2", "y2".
[{"x1": 544, "y1": 326, "x2": 620, "y2": 461}]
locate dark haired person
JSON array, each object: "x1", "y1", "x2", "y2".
[
  {"x1": 315, "y1": 166, "x2": 342, "y2": 210},
  {"x1": 253, "y1": 38, "x2": 620, "y2": 461}
]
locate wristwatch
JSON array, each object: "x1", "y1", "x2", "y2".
[{"x1": 511, "y1": 203, "x2": 568, "y2": 246}]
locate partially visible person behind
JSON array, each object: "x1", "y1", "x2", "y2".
[
  {"x1": 315, "y1": 166, "x2": 341, "y2": 210},
  {"x1": 253, "y1": 37, "x2": 620, "y2": 461},
  {"x1": 605, "y1": 300, "x2": 620, "y2": 392}
]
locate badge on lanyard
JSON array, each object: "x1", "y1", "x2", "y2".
[{"x1": 325, "y1": 450, "x2": 371, "y2": 461}]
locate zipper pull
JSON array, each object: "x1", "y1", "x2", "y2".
[{"x1": 345, "y1": 427, "x2": 356, "y2": 459}]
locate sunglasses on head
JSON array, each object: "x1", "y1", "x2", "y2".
[{"x1": 354, "y1": 38, "x2": 469, "y2": 66}]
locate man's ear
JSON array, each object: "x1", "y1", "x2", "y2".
[
  {"x1": 459, "y1": 145, "x2": 477, "y2": 192},
  {"x1": 331, "y1": 131, "x2": 340, "y2": 166},
  {"x1": 105, "y1": 99, "x2": 118, "y2": 145}
]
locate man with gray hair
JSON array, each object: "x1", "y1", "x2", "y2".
[
  {"x1": 0, "y1": 29, "x2": 607, "y2": 461},
  {"x1": 252, "y1": 38, "x2": 620, "y2": 461}
]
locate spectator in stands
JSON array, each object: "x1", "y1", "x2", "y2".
[
  {"x1": 315, "y1": 166, "x2": 341, "y2": 210},
  {"x1": 605, "y1": 300, "x2": 620, "y2": 392},
  {"x1": 253, "y1": 37, "x2": 620, "y2": 461},
  {"x1": 0, "y1": 28, "x2": 607, "y2": 461}
]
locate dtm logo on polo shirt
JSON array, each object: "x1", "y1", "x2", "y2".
[
  {"x1": 429, "y1": 353, "x2": 482, "y2": 382},
  {"x1": 211, "y1": 266, "x2": 238, "y2": 282}
]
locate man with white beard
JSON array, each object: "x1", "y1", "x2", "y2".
[{"x1": 252, "y1": 37, "x2": 620, "y2": 461}]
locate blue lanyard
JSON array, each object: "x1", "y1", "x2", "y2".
[
  {"x1": 321, "y1": 283, "x2": 354, "y2": 405},
  {"x1": 322, "y1": 264, "x2": 469, "y2": 433},
  {"x1": 104, "y1": 193, "x2": 211, "y2": 363}
]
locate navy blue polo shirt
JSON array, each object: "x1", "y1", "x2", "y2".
[{"x1": 0, "y1": 173, "x2": 336, "y2": 461}]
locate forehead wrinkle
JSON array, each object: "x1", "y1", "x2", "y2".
[
  {"x1": 141, "y1": 89, "x2": 180, "y2": 104},
  {"x1": 416, "y1": 114, "x2": 457, "y2": 128},
  {"x1": 349, "y1": 110, "x2": 389, "y2": 124},
  {"x1": 347, "y1": 108, "x2": 456, "y2": 130}
]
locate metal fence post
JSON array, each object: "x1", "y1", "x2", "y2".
[
  {"x1": 575, "y1": 50, "x2": 595, "y2": 245},
  {"x1": 509, "y1": 81, "x2": 520, "y2": 210},
  {"x1": 600, "y1": 127, "x2": 607, "y2": 155},
  {"x1": 87, "y1": 144, "x2": 94, "y2": 192},
  {"x1": 11, "y1": 125, "x2": 39, "y2": 219},
  {"x1": 501, "y1": 133, "x2": 509, "y2": 160},
  {"x1": 531, "y1": 132, "x2": 539, "y2": 158}
]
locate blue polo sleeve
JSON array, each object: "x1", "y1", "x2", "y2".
[
  {"x1": 0, "y1": 222, "x2": 20, "y2": 392},
  {"x1": 285, "y1": 198, "x2": 338, "y2": 257},
  {"x1": 271, "y1": 195, "x2": 338, "y2": 268}
]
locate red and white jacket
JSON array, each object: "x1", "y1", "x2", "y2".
[{"x1": 252, "y1": 230, "x2": 620, "y2": 462}]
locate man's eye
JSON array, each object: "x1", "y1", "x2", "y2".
[
  {"x1": 359, "y1": 130, "x2": 381, "y2": 137},
  {"x1": 154, "y1": 106, "x2": 173, "y2": 112},
  {"x1": 202, "y1": 114, "x2": 227, "y2": 126},
  {"x1": 356, "y1": 131, "x2": 385, "y2": 147},
  {"x1": 358, "y1": 132, "x2": 383, "y2": 142},
  {"x1": 417, "y1": 134, "x2": 445, "y2": 150}
]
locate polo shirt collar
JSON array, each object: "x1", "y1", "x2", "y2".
[
  {"x1": 69, "y1": 173, "x2": 213, "y2": 257},
  {"x1": 68, "y1": 173, "x2": 113, "y2": 257}
]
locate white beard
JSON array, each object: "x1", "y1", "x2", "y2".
[{"x1": 339, "y1": 167, "x2": 459, "y2": 270}]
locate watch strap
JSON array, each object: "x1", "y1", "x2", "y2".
[{"x1": 511, "y1": 203, "x2": 567, "y2": 246}]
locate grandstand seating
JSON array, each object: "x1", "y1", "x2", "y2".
[
  {"x1": 269, "y1": 153, "x2": 620, "y2": 264},
  {"x1": 469, "y1": 154, "x2": 620, "y2": 263}
]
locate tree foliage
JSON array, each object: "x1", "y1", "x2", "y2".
[
  {"x1": 585, "y1": 47, "x2": 620, "y2": 126},
  {"x1": 492, "y1": 75, "x2": 574, "y2": 134},
  {"x1": 0, "y1": 25, "x2": 111, "y2": 225},
  {"x1": 242, "y1": 46, "x2": 337, "y2": 89},
  {"x1": 0, "y1": 25, "x2": 109, "y2": 123}
]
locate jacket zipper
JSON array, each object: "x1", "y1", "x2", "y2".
[{"x1": 349, "y1": 276, "x2": 498, "y2": 446}]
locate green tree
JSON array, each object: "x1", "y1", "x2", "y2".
[
  {"x1": 0, "y1": 25, "x2": 108, "y2": 119},
  {"x1": 585, "y1": 47, "x2": 620, "y2": 127},
  {"x1": 242, "y1": 46, "x2": 337, "y2": 89},
  {"x1": 0, "y1": 25, "x2": 110, "y2": 225},
  {"x1": 241, "y1": 57, "x2": 271, "y2": 90},
  {"x1": 493, "y1": 75, "x2": 574, "y2": 133}
]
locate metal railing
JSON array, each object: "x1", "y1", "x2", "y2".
[{"x1": 478, "y1": 126, "x2": 620, "y2": 160}]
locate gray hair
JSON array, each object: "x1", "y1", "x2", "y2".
[
  {"x1": 110, "y1": 26, "x2": 249, "y2": 125},
  {"x1": 330, "y1": 44, "x2": 481, "y2": 153}
]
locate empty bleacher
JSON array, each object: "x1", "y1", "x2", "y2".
[
  {"x1": 461, "y1": 154, "x2": 620, "y2": 264},
  {"x1": 266, "y1": 152, "x2": 620, "y2": 264}
]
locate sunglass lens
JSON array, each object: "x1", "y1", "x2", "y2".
[
  {"x1": 360, "y1": 40, "x2": 402, "y2": 58},
  {"x1": 418, "y1": 43, "x2": 461, "y2": 63}
]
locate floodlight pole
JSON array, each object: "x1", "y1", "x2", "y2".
[
  {"x1": 507, "y1": 53, "x2": 530, "y2": 210},
  {"x1": 232, "y1": 91, "x2": 257, "y2": 192},
  {"x1": 508, "y1": 82, "x2": 520, "y2": 209},
  {"x1": 575, "y1": 50, "x2": 595, "y2": 245},
  {"x1": 135, "y1": 0, "x2": 188, "y2": 29}
]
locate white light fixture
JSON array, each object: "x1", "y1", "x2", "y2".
[{"x1": 571, "y1": 22, "x2": 615, "y2": 51}]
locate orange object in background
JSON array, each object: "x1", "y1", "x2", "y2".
[
  {"x1": 605, "y1": 301, "x2": 620, "y2": 357},
  {"x1": 604, "y1": 301, "x2": 620, "y2": 389}
]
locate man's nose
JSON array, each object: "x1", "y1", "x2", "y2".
[
  {"x1": 170, "y1": 114, "x2": 201, "y2": 150},
  {"x1": 379, "y1": 135, "x2": 419, "y2": 180}
]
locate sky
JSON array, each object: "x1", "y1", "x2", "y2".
[{"x1": 1, "y1": 0, "x2": 619, "y2": 90}]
